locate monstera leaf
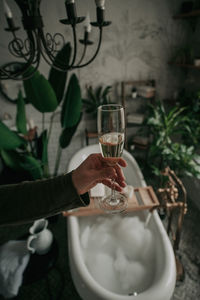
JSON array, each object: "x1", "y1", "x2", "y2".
[
  {"x1": 61, "y1": 73, "x2": 82, "y2": 128},
  {"x1": 16, "y1": 90, "x2": 27, "y2": 135},
  {"x1": 0, "y1": 121, "x2": 26, "y2": 150},
  {"x1": 23, "y1": 67, "x2": 58, "y2": 113},
  {"x1": 48, "y1": 42, "x2": 72, "y2": 104}
]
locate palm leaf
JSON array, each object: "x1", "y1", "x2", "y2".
[
  {"x1": 102, "y1": 85, "x2": 112, "y2": 98},
  {"x1": 96, "y1": 86, "x2": 102, "y2": 102},
  {"x1": 87, "y1": 86, "x2": 96, "y2": 103}
]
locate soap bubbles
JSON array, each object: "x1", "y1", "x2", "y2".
[{"x1": 80, "y1": 214, "x2": 155, "y2": 295}]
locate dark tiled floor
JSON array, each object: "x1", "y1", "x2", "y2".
[{"x1": 0, "y1": 200, "x2": 200, "y2": 300}]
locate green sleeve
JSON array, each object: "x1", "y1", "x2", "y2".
[{"x1": 0, "y1": 172, "x2": 90, "y2": 226}]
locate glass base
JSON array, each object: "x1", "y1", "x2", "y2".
[{"x1": 98, "y1": 193, "x2": 128, "y2": 214}]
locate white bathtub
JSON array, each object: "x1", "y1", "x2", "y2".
[{"x1": 66, "y1": 144, "x2": 176, "y2": 300}]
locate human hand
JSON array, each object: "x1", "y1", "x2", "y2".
[{"x1": 71, "y1": 153, "x2": 127, "y2": 195}]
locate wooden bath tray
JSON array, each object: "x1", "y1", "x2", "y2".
[{"x1": 63, "y1": 186, "x2": 160, "y2": 217}]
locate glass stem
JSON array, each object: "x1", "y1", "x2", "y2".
[
  {"x1": 111, "y1": 179, "x2": 116, "y2": 199},
  {"x1": 110, "y1": 179, "x2": 119, "y2": 205}
]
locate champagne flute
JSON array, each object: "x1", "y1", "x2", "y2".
[{"x1": 97, "y1": 104, "x2": 127, "y2": 213}]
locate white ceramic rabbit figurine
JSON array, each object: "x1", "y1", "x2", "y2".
[{"x1": 27, "y1": 218, "x2": 53, "y2": 255}]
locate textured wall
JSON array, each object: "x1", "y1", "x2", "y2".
[{"x1": 0, "y1": 0, "x2": 191, "y2": 175}]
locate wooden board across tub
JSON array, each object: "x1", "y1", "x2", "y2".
[{"x1": 62, "y1": 186, "x2": 160, "y2": 217}]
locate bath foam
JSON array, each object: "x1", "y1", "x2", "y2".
[{"x1": 80, "y1": 215, "x2": 155, "y2": 295}]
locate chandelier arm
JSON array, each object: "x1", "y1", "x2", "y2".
[
  {"x1": 39, "y1": 46, "x2": 60, "y2": 69},
  {"x1": 0, "y1": 29, "x2": 40, "y2": 80},
  {"x1": 40, "y1": 25, "x2": 78, "y2": 70},
  {"x1": 8, "y1": 37, "x2": 33, "y2": 61},
  {"x1": 37, "y1": 29, "x2": 69, "y2": 71},
  {"x1": 44, "y1": 32, "x2": 65, "y2": 59},
  {"x1": 37, "y1": 30, "x2": 68, "y2": 71},
  {"x1": 7, "y1": 28, "x2": 35, "y2": 61},
  {"x1": 45, "y1": 33, "x2": 56, "y2": 53},
  {"x1": 0, "y1": 58, "x2": 40, "y2": 81},
  {"x1": 68, "y1": 25, "x2": 77, "y2": 68},
  {"x1": 39, "y1": 45, "x2": 72, "y2": 72},
  {"x1": 38, "y1": 29, "x2": 58, "y2": 62},
  {"x1": 73, "y1": 27, "x2": 102, "y2": 69},
  {"x1": 76, "y1": 44, "x2": 87, "y2": 66},
  {"x1": 38, "y1": 26, "x2": 77, "y2": 71}
]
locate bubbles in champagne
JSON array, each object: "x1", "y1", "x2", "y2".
[{"x1": 99, "y1": 132, "x2": 124, "y2": 158}]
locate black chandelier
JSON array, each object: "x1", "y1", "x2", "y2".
[{"x1": 1, "y1": 0, "x2": 111, "y2": 81}]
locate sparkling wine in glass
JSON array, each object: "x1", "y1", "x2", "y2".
[{"x1": 97, "y1": 104, "x2": 127, "y2": 213}]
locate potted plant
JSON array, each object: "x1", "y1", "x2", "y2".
[
  {"x1": 82, "y1": 84, "x2": 112, "y2": 119},
  {"x1": 0, "y1": 42, "x2": 82, "y2": 182},
  {"x1": 143, "y1": 100, "x2": 200, "y2": 187}
]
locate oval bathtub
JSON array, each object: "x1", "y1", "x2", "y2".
[{"x1": 66, "y1": 144, "x2": 176, "y2": 300}]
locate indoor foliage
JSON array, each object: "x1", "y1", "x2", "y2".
[
  {"x1": 0, "y1": 43, "x2": 82, "y2": 181},
  {"x1": 82, "y1": 84, "x2": 112, "y2": 118},
  {"x1": 145, "y1": 100, "x2": 200, "y2": 183}
]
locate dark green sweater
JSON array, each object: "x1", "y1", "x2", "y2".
[{"x1": 0, "y1": 172, "x2": 89, "y2": 226}]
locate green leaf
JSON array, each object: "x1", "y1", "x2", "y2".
[
  {"x1": 82, "y1": 98, "x2": 94, "y2": 105},
  {"x1": 20, "y1": 155, "x2": 43, "y2": 180},
  {"x1": 0, "y1": 149, "x2": 22, "y2": 170},
  {"x1": 59, "y1": 114, "x2": 82, "y2": 149},
  {"x1": 48, "y1": 43, "x2": 71, "y2": 104},
  {"x1": 23, "y1": 67, "x2": 58, "y2": 113},
  {"x1": 16, "y1": 90, "x2": 27, "y2": 135},
  {"x1": 87, "y1": 86, "x2": 96, "y2": 104},
  {"x1": 102, "y1": 86, "x2": 112, "y2": 99},
  {"x1": 96, "y1": 86, "x2": 102, "y2": 102},
  {"x1": 36, "y1": 130, "x2": 48, "y2": 164},
  {"x1": 0, "y1": 121, "x2": 26, "y2": 150},
  {"x1": 61, "y1": 73, "x2": 82, "y2": 128},
  {"x1": 0, "y1": 149, "x2": 43, "y2": 180}
]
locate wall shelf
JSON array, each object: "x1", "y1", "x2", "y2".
[
  {"x1": 121, "y1": 80, "x2": 155, "y2": 150},
  {"x1": 169, "y1": 62, "x2": 200, "y2": 70},
  {"x1": 173, "y1": 9, "x2": 200, "y2": 19}
]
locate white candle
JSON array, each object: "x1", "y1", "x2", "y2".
[
  {"x1": 28, "y1": 119, "x2": 35, "y2": 129},
  {"x1": 84, "y1": 12, "x2": 91, "y2": 33},
  {"x1": 3, "y1": 0, "x2": 13, "y2": 18},
  {"x1": 95, "y1": 0, "x2": 105, "y2": 9}
]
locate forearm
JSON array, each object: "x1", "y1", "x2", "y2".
[{"x1": 0, "y1": 172, "x2": 89, "y2": 226}]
